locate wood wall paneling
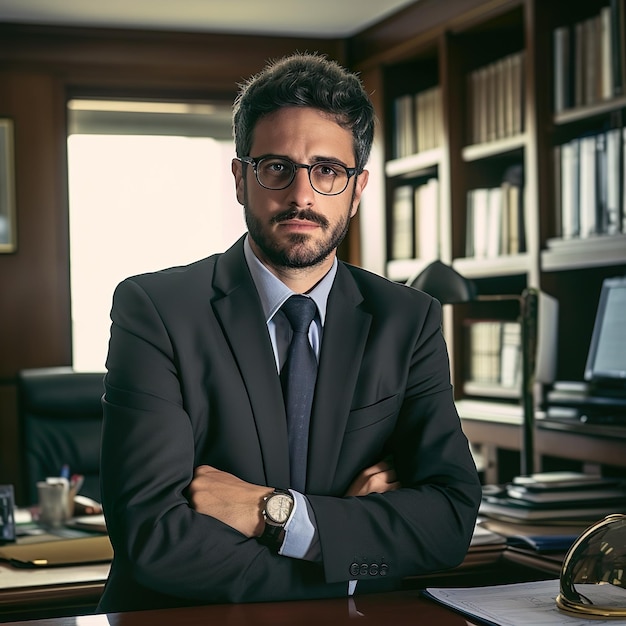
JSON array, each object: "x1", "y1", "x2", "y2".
[{"x1": 0, "y1": 71, "x2": 72, "y2": 375}]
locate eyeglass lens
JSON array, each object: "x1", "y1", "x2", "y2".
[{"x1": 255, "y1": 157, "x2": 349, "y2": 195}]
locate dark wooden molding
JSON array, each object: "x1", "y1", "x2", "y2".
[
  {"x1": 0, "y1": 22, "x2": 345, "y2": 94},
  {"x1": 348, "y1": 0, "x2": 522, "y2": 70}
]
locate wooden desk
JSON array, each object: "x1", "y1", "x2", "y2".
[
  {"x1": 0, "y1": 516, "x2": 568, "y2": 623},
  {"x1": 0, "y1": 562, "x2": 109, "y2": 622},
  {"x1": 0, "y1": 522, "x2": 561, "y2": 623},
  {"x1": 0, "y1": 590, "x2": 480, "y2": 626},
  {"x1": 0, "y1": 553, "x2": 558, "y2": 624}
]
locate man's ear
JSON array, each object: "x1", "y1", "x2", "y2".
[
  {"x1": 232, "y1": 158, "x2": 245, "y2": 206},
  {"x1": 350, "y1": 169, "x2": 369, "y2": 218}
]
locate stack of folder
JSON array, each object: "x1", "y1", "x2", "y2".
[
  {"x1": 0, "y1": 534, "x2": 112, "y2": 567},
  {"x1": 479, "y1": 471, "x2": 626, "y2": 523}
]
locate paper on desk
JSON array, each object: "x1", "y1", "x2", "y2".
[
  {"x1": 0, "y1": 561, "x2": 110, "y2": 589},
  {"x1": 66, "y1": 513, "x2": 107, "y2": 533},
  {"x1": 471, "y1": 523, "x2": 506, "y2": 546},
  {"x1": 424, "y1": 579, "x2": 626, "y2": 626}
]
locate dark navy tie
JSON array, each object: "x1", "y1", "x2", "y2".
[{"x1": 280, "y1": 295, "x2": 318, "y2": 493}]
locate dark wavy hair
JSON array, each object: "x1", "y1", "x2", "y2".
[{"x1": 233, "y1": 52, "x2": 375, "y2": 172}]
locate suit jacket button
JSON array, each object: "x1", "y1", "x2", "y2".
[
  {"x1": 349, "y1": 563, "x2": 359, "y2": 576},
  {"x1": 380, "y1": 564, "x2": 389, "y2": 576},
  {"x1": 369, "y1": 564, "x2": 379, "y2": 576},
  {"x1": 359, "y1": 564, "x2": 368, "y2": 576}
]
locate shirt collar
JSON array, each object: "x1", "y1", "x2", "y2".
[{"x1": 243, "y1": 235, "x2": 336, "y2": 325}]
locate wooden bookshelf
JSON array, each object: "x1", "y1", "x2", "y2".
[{"x1": 351, "y1": 0, "x2": 626, "y2": 481}]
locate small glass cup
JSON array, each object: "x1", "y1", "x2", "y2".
[{"x1": 37, "y1": 478, "x2": 69, "y2": 528}]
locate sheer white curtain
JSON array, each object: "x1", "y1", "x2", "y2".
[{"x1": 67, "y1": 132, "x2": 245, "y2": 372}]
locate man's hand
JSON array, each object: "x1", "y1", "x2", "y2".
[
  {"x1": 345, "y1": 460, "x2": 400, "y2": 497},
  {"x1": 189, "y1": 460, "x2": 399, "y2": 536},
  {"x1": 188, "y1": 465, "x2": 272, "y2": 538}
]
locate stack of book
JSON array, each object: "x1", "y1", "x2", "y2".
[
  {"x1": 479, "y1": 471, "x2": 626, "y2": 523},
  {"x1": 553, "y1": 128, "x2": 624, "y2": 242},
  {"x1": 390, "y1": 178, "x2": 440, "y2": 261},
  {"x1": 544, "y1": 380, "x2": 626, "y2": 426},
  {"x1": 465, "y1": 163, "x2": 525, "y2": 260},
  {"x1": 466, "y1": 50, "x2": 525, "y2": 145},
  {"x1": 463, "y1": 319, "x2": 522, "y2": 399},
  {"x1": 392, "y1": 85, "x2": 443, "y2": 159},
  {"x1": 553, "y1": 3, "x2": 625, "y2": 114}
]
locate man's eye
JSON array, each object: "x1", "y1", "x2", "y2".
[
  {"x1": 316, "y1": 163, "x2": 341, "y2": 177},
  {"x1": 262, "y1": 160, "x2": 290, "y2": 176}
]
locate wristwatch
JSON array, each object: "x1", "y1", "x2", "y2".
[{"x1": 258, "y1": 488, "x2": 294, "y2": 551}]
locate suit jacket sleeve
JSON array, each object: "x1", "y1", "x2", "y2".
[{"x1": 308, "y1": 280, "x2": 482, "y2": 584}]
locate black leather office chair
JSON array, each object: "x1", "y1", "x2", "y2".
[{"x1": 17, "y1": 367, "x2": 105, "y2": 506}]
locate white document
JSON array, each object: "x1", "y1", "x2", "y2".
[
  {"x1": 425, "y1": 579, "x2": 626, "y2": 626},
  {"x1": 470, "y1": 523, "x2": 505, "y2": 546}
]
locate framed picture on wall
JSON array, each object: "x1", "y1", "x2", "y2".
[{"x1": 0, "y1": 118, "x2": 17, "y2": 253}]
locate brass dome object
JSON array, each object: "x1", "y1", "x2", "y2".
[{"x1": 557, "y1": 513, "x2": 626, "y2": 619}]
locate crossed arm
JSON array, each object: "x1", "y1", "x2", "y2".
[{"x1": 188, "y1": 460, "x2": 400, "y2": 539}]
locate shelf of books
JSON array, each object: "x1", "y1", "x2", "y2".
[
  {"x1": 388, "y1": 175, "x2": 442, "y2": 277},
  {"x1": 364, "y1": 0, "x2": 626, "y2": 482},
  {"x1": 464, "y1": 49, "x2": 525, "y2": 150},
  {"x1": 450, "y1": 6, "x2": 532, "y2": 417},
  {"x1": 381, "y1": 4, "x2": 533, "y2": 427},
  {"x1": 454, "y1": 37, "x2": 530, "y2": 283},
  {"x1": 462, "y1": 318, "x2": 523, "y2": 400},
  {"x1": 383, "y1": 44, "x2": 443, "y2": 280},
  {"x1": 539, "y1": 0, "x2": 626, "y2": 448},
  {"x1": 544, "y1": 0, "x2": 626, "y2": 272}
]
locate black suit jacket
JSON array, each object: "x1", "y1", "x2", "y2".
[{"x1": 98, "y1": 236, "x2": 481, "y2": 612}]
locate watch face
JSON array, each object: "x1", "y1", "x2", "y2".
[{"x1": 266, "y1": 493, "x2": 293, "y2": 524}]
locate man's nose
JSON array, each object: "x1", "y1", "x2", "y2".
[{"x1": 287, "y1": 166, "x2": 315, "y2": 203}]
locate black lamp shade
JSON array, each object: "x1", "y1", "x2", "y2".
[{"x1": 408, "y1": 260, "x2": 477, "y2": 305}]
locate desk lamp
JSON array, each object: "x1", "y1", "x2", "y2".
[{"x1": 409, "y1": 260, "x2": 539, "y2": 476}]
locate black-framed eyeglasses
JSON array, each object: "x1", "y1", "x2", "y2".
[{"x1": 238, "y1": 155, "x2": 357, "y2": 196}]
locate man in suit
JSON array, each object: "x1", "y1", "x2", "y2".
[{"x1": 98, "y1": 52, "x2": 481, "y2": 613}]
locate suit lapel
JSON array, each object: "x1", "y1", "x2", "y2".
[
  {"x1": 307, "y1": 264, "x2": 371, "y2": 494},
  {"x1": 212, "y1": 238, "x2": 291, "y2": 487},
  {"x1": 211, "y1": 241, "x2": 371, "y2": 494}
]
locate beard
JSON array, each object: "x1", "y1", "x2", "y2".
[{"x1": 244, "y1": 204, "x2": 352, "y2": 269}]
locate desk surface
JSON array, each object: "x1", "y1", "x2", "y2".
[
  {"x1": 1, "y1": 591, "x2": 478, "y2": 626},
  {"x1": 0, "y1": 519, "x2": 569, "y2": 622},
  {"x1": 0, "y1": 530, "x2": 110, "y2": 622},
  {"x1": 0, "y1": 561, "x2": 109, "y2": 623}
]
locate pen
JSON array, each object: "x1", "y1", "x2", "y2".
[
  {"x1": 60, "y1": 464, "x2": 70, "y2": 480},
  {"x1": 70, "y1": 474, "x2": 84, "y2": 493}
]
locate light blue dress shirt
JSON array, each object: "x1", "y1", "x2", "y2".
[{"x1": 243, "y1": 236, "x2": 336, "y2": 563}]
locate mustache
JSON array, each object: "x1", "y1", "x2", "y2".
[{"x1": 271, "y1": 208, "x2": 329, "y2": 228}]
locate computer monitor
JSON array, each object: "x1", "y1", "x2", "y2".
[{"x1": 584, "y1": 276, "x2": 626, "y2": 391}]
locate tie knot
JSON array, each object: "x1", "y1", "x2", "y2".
[{"x1": 281, "y1": 295, "x2": 317, "y2": 334}]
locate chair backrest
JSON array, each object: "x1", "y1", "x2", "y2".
[{"x1": 17, "y1": 367, "x2": 105, "y2": 506}]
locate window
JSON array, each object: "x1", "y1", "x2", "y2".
[{"x1": 67, "y1": 100, "x2": 245, "y2": 371}]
